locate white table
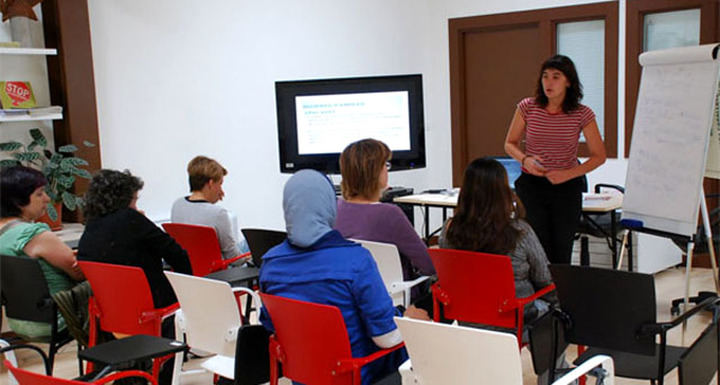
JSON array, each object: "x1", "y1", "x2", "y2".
[
  {"x1": 53, "y1": 222, "x2": 84, "y2": 249},
  {"x1": 394, "y1": 191, "x2": 628, "y2": 268}
]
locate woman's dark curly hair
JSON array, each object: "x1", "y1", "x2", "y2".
[
  {"x1": 1, "y1": 166, "x2": 47, "y2": 218},
  {"x1": 535, "y1": 55, "x2": 583, "y2": 113},
  {"x1": 83, "y1": 169, "x2": 143, "y2": 219}
]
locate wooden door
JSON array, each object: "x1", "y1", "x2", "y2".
[{"x1": 449, "y1": 2, "x2": 618, "y2": 186}]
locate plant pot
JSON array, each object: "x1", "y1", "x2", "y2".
[{"x1": 37, "y1": 202, "x2": 63, "y2": 231}]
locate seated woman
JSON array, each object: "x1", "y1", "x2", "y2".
[
  {"x1": 259, "y1": 169, "x2": 428, "y2": 385},
  {"x1": 77, "y1": 169, "x2": 192, "y2": 309},
  {"x1": 0, "y1": 166, "x2": 84, "y2": 339},
  {"x1": 77, "y1": 169, "x2": 192, "y2": 385},
  {"x1": 171, "y1": 155, "x2": 249, "y2": 259},
  {"x1": 334, "y1": 139, "x2": 435, "y2": 284},
  {"x1": 439, "y1": 157, "x2": 557, "y2": 320}
]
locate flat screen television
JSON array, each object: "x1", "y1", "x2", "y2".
[{"x1": 275, "y1": 74, "x2": 426, "y2": 174}]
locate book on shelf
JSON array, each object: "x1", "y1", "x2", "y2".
[
  {"x1": 0, "y1": 41, "x2": 21, "y2": 48},
  {"x1": 0, "y1": 81, "x2": 37, "y2": 109}
]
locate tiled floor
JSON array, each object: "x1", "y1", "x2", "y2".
[{"x1": 1, "y1": 265, "x2": 718, "y2": 385}]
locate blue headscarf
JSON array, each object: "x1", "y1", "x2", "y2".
[{"x1": 283, "y1": 169, "x2": 337, "y2": 248}]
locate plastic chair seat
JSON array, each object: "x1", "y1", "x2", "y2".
[
  {"x1": 260, "y1": 293, "x2": 404, "y2": 385},
  {"x1": 429, "y1": 248, "x2": 555, "y2": 346},
  {"x1": 354, "y1": 239, "x2": 429, "y2": 308},
  {"x1": 163, "y1": 223, "x2": 250, "y2": 277}
]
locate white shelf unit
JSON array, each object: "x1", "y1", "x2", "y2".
[
  {"x1": 0, "y1": 112, "x2": 62, "y2": 122},
  {"x1": 1, "y1": 46, "x2": 62, "y2": 124},
  {"x1": 0, "y1": 47, "x2": 57, "y2": 56}
]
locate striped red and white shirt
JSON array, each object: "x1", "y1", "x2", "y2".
[{"x1": 518, "y1": 97, "x2": 595, "y2": 171}]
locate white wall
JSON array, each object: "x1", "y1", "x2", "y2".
[
  {"x1": 87, "y1": 0, "x2": 452, "y2": 230},
  {"x1": 87, "y1": 0, "x2": 637, "y2": 233}
]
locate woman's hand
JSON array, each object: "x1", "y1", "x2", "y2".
[
  {"x1": 545, "y1": 169, "x2": 575, "y2": 185},
  {"x1": 403, "y1": 305, "x2": 431, "y2": 321},
  {"x1": 523, "y1": 156, "x2": 547, "y2": 176}
]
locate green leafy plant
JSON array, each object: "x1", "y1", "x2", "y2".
[{"x1": 0, "y1": 128, "x2": 94, "y2": 220}]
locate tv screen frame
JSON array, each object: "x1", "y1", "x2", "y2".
[{"x1": 275, "y1": 74, "x2": 426, "y2": 174}]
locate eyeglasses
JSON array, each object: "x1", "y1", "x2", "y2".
[{"x1": 385, "y1": 161, "x2": 392, "y2": 171}]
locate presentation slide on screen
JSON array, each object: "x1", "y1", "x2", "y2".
[{"x1": 295, "y1": 91, "x2": 411, "y2": 155}]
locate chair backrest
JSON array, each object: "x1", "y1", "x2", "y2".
[
  {"x1": 428, "y1": 248, "x2": 518, "y2": 328},
  {"x1": 395, "y1": 317, "x2": 523, "y2": 385},
  {"x1": 259, "y1": 293, "x2": 353, "y2": 385},
  {"x1": 162, "y1": 223, "x2": 222, "y2": 276},
  {"x1": 550, "y1": 264, "x2": 657, "y2": 356},
  {"x1": 678, "y1": 320, "x2": 719, "y2": 385},
  {"x1": 354, "y1": 240, "x2": 404, "y2": 304},
  {"x1": 79, "y1": 261, "x2": 159, "y2": 336},
  {"x1": 354, "y1": 239, "x2": 403, "y2": 285},
  {"x1": 0, "y1": 255, "x2": 55, "y2": 323},
  {"x1": 164, "y1": 272, "x2": 241, "y2": 357},
  {"x1": 241, "y1": 228, "x2": 286, "y2": 267}
]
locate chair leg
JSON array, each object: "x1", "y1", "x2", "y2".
[
  {"x1": 47, "y1": 342, "x2": 57, "y2": 375},
  {"x1": 77, "y1": 344, "x2": 85, "y2": 376}
]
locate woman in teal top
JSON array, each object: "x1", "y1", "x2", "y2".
[{"x1": 0, "y1": 166, "x2": 83, "y2": 339}]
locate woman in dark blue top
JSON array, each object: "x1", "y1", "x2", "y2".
[{"x1": 259, "y1": 169, "x2": 426, "y2": 385}]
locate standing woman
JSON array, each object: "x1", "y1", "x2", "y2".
[{"x1": 504, "y1": 55, "x2": 606, "y2": 264}]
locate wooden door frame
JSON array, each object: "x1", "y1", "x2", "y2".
[
  {"x1": 449, "y1": 2, "x2": 618, "y2": 186},
  {"x1": 41, "y1": 0, "x2": 101, "y2": 221},
  {"x1": 625, "y1": 0, "x2": 720, "y2": 157}
]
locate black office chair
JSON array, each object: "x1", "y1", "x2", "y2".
[
  {"x1": 678, "y1": 318, "x2": 719, "y2": 385},
  {"x1": 0, "y1": 255, "x2": 74, "y2": 374},
  {"x1": 550, "y1": 264, "x2": 718, "y2": 385},
  {"x1": 240, "y1": 229, "x2": 287, "y2": 268}
]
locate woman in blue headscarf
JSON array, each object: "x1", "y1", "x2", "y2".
[{"x1": 259, "y1": 169, "x2": 427, "y2": 385}]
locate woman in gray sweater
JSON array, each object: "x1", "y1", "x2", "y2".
[{"x1": 438, "y1": 157, "x2": 557, "y2": 319}]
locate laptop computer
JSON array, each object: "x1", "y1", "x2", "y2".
[{"x1": 494, "y1": 157, "x2": 522, "y2": 190}]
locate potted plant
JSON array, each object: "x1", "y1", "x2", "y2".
[{"x1": 0, "y1": 127, "x2": 93, "y2": 229}]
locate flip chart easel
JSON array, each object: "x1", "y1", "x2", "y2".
[{"x1": 620, "y1": 44, "x2": 720, "y2": 328}]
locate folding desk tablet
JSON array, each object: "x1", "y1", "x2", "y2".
[{"x1": 78, "y1": 335, "x2": 187, "y2": 381}]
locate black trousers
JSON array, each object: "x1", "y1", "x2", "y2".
[{"x1": 515, "y1": 173, "x2": 584, "y2": 265}]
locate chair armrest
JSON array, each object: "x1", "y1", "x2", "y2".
[
  {"x1": 389, "y1": 276, "x2": 430, "y2": 294},
  {"x1": 594, "y1": 183, "x2": 624, "y2": 194},
  {"x1": 640, "y1": 296, "x2": 719, "y2": 335},
  {"x1": 140, "y1": 303, "x2": 180, "y2": 324},
  {"x1": 93, "y1": 370, "x2": 158, "y2": 385},
  {"x1": 215, "y1": 252, "x2": 252, "y2": 270},
  {"x1": 502, "y1": 283, "x2": 556, "y2": 312},
  {"x1": 231, "y1": 286, "x2": 262, "y2": 312},
  {"x1": 1, "y1": 345, "x2": 50, "y2": 375},
  {"x1": 431, "y1": 283, "x2": 450, "y2": 306},
  {"x1": 336, "y1": 342, "x2": 405, "y2": 374},
  {"x1": 552, "y1": 355, "x2": 614, "y2": 385}
]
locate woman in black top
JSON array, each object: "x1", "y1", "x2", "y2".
[
  {"x1": 77, "y1": 169, "x2": 191, "y2": 308},
  {"x1": 77, "y1": 169, "x2": 191, "y2": 385}
]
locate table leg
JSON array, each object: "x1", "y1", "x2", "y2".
[
  {"x1": 611, "y1": 210, "x2": 618, "y2": 269},
  {"x1": 580, "y1": 237, "x2": 590, "y2": 266},
  {"x1": 424, "y1": 205, "x2": 430, "y2": 242},
  {"x1": 627, "y1": 230, "x2": 634, "y2": 272}
]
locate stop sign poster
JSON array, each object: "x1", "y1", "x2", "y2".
[{"x1": 0, "y1": 81, "x2": 37, "y2": 109}]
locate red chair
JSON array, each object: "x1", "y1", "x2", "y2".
[
  {"x1": 79, "y1": 261, "x2": 178, "y2": 378},
  {"x1": 162, "y1": 223, "x2": 250, "y2": 277},
  {"x1": 428, "y1": 248, "x2": 555, "y2": 346},
  {"x1": 259, "y1": 293, "x2": 404, "y2": 385},
  {"x1": 1, "y1": 344, "x2": 157, "y2": 385},
  {"x1": 5, "y1": 359, "x2": 156, "y2": 385}
]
